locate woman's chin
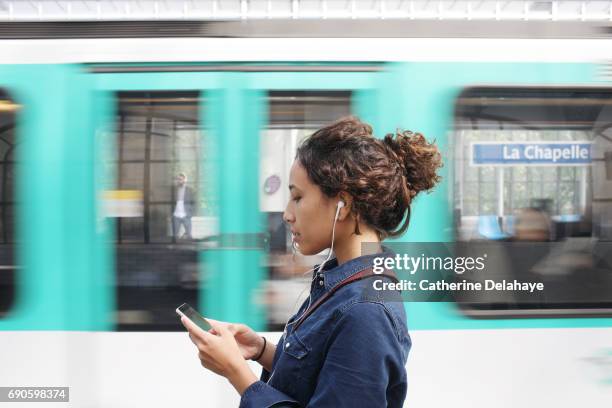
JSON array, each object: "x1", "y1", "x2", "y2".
[
  {"x1": 298, "y1": 245, "x2": 325, "y2": 257},
  {"x1": 295, "y1": 243, "x2": 312, "y2": 255},
  {"x1": 298, "y1": 248, "x2": 313, "y2": 256}
]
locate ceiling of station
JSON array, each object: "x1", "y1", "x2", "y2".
[{"x1": 1, "y1": 1, "x2": 612, "y2": 22}]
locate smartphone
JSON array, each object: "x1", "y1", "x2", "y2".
[{"x1": 176, "y1": 303, "x2": 212, "y2": 331}]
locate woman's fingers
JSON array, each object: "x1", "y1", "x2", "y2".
[
  {"x1": 206, "y1": 318, "x2": 220, "y2": 331},
  {"x1": 205, "y1": 318, "x2": 221, "y2": 326},
  {"x1": 206, "y1": 318, "x2": 239, "y2": 335},
  {"x1": 198, "y1": 350, "x2": 208, "y2": 366},
  {"x1": 206, "y1": 318, "x2": 231, "y2": 338},
  {"x1": 181, "y1": 316, "x2": 214, "y2": 344},
  {"x1": 205, "y1": 318, "x2": 220, "y2": 334},
  {"x1": 198, "y1": 350, "x2": 214, "y2": 370},
  {"x1": 181, "y1": 316, "x2": 246, "y2": 378},
  {"x1": 197, "y1": 342, "x2": 225, "y2": 372},
  {"x1": 180, "y1": 315, "x2": 197, "y2": 334},
  {"x1": 230, "y1": 323, "x2": 248, "y2": 335},
  {"x1": 206, "y1": 317, "x2": 246, "y2": 335}
]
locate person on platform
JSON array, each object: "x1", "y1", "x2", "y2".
[
  {"x1": 172, "y1": 172, "x2": 196, "y2": 240},
  {"x1": 180, "y1": 117, "x2": 443, "y2": 407}
]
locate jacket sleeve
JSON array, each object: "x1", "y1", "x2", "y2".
[
  {"x1": 304, "y1": 301, "x2": 407, "y2": 407},
  {"x1": 239, "y1": 381, "x2": 300, "y2": 408},
  {"x1": 239, "y1": 348, "x2": 301, "y2": 408}
]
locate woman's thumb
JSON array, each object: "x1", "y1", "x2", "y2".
[{"x1": 207, "y1": 318, "x2": 230, "y2": 337}]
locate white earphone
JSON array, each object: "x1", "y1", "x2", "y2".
[{"x1": 314, "y1": 200, "x2": 345, "y2": 271}]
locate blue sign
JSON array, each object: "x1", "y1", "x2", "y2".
[{"x1": 471, "y1": 142, "x2": 592, "y2": 166}]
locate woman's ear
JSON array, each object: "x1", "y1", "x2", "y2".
[{"x1": 337, "y1": 193, "x2": 353, "y2": 221}]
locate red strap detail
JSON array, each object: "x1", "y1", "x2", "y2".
[{"x1": 291, "y1": 267, "x2": 398, "y2": 332}]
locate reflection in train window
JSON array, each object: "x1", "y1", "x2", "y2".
[
  {"x1": 0, "y1": 91, "x2": 19, "y2": 317},
  {"x1": 110, "y1": 92, "x2": 208, "y2": 330},
  {"x1": 454, "y1": 87, "x2": 612, "y2": 315},
  {"x1": 260, "y1": 91, "x2": 352, "y2": 329}
]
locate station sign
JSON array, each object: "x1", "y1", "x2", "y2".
[{"x1": 471, "y1": 142, "x2": 592, "y2": 166}]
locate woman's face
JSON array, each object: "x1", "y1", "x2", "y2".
[{"x1": 283, "y1": 160, "x2": 338, "y2": 256}]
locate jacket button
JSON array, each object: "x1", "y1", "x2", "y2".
[
  {"x1": 318, "y1": 280, "x2": 324, "y2": 286},
  {"x1": 285, "y1": 342, "x2": 291, "y2": 349}
]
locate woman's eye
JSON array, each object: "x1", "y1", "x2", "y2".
[{"x1": 293, "y1": 197, "x2": 301, "y2": 203}]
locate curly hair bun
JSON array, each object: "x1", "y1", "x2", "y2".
[{"x1": 382, "y1": 130, "x2": 443, "y2": 199}]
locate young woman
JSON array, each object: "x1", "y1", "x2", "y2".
[{"x1": 181, "y1": 116, "x2": 443, "y2": 407}]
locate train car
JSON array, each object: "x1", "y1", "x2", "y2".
[{"x1": 0, "y1": 20, "x2": 611, "y2": 407}]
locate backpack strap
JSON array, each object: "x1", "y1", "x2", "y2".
[{"x1": 291, "y1": 267, "x2": 398, "y2": 332}]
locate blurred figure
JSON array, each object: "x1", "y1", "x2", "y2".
[
  {"x1": 514, "y1": 207, "x2": 551, "y2": 241},
  {"x1": 172, "y1": 172, "x2": 196, "y2": 240}
]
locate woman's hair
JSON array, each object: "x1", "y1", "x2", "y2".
[{"x1": 296, "y1": 116, "x2": 443, "y2": 239}]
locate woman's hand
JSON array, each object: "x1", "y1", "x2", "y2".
[
  {"x1": 206, "y1": 319, "x2": 275, "y2": 372},
  {"x1": 181, "y1": 316, "x2": 258, "y2": 395},
  {"x1": 206, "y1": 319, "x2": 265, "y2": 361}
]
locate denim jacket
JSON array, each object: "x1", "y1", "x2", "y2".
[{"x1": 239, "y1": 250, "x2": 411, "y2": 408}]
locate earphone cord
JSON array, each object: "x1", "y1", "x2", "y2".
[{"x1": 283, "y1": 204, "x2": 341, "y2": 335}]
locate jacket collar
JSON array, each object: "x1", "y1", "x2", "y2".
[{"x1": 314, "y1": 246, "x2": 393, "y2": 291}]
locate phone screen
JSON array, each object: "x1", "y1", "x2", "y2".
[{"x1": 177, "y1": 303, "x2": 212, "y2": 331}]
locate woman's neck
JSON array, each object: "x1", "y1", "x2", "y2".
[{"x1": 333, "y1": 228, "x2": 381, "y2": 266}]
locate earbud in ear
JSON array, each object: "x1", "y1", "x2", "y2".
[{"x1": 333, "y1": 200, "x2": 345, "y2": 223}]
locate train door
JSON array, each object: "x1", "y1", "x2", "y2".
[
  {"x1": 0, "y1": 64, "x2": 105, "y2": 405},
  {"x1": 89, "y1": 69, "x2": 219, "y2": 407}
]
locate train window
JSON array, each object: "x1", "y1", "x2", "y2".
[
  {"x1": 260, "y1": 91, "x2": 352, "y2": 329},
  {"x1": 454, "y1": 87, "x2": 612, "y2": 315},
  {"x1": 0, "y1": 91, "x2": 18, "y2": 317},
  {"x1": 108, "y1": 92, "x2": 207, "y2": 330}
]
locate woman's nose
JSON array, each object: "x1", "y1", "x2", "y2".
[{"x1": 283, "y1": 208, "x2": 294, "y2": 224}]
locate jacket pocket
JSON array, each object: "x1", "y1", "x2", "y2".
[
  {"x1": 269, "y1": 331, "x2": 313, "y2": 400},
  {"x1": 283, "y1": 331, "x2": 311, "y2": 360}
]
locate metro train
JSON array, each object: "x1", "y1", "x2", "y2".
[{"x1": 0, "y1": 20, "x2": 611, "y2": 407}]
